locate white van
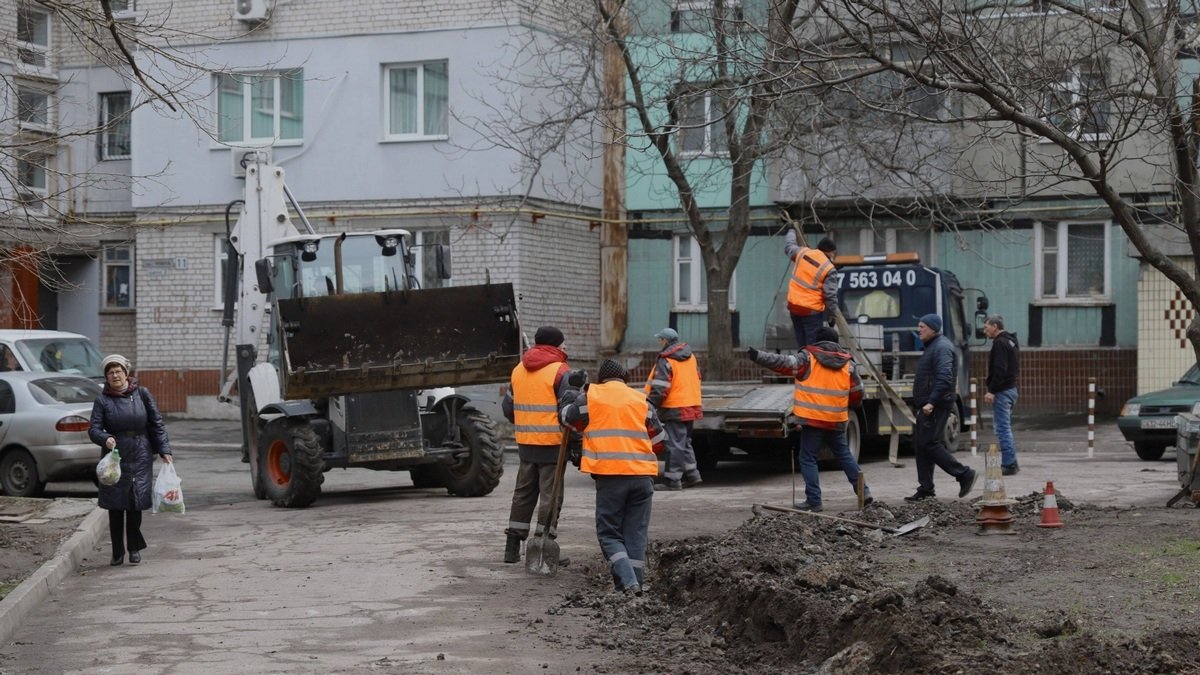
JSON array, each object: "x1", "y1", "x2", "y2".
[{"x1": 0, "y1": 330, "x2": 105, "y2": 381}]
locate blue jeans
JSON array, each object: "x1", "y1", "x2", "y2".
[
  {"x1": 992, "y1": 388, "x2": 1018, "y2": 466},
  {"x1": 790, "y1": 312, "x2": 825, "y2": 349},
  {"x1": 796, "y1": 425, "x2": 867, "y2": 507},
  {"x1": 594, "y1": 476, "x2": 654, "y2": 591}
]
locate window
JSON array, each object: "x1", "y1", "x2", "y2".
[
  {"x1": 0, "y1": 381, "x2": 13, "y2": 415},
  {"x1": 103, "y1": 245, "x2": 134, "y2": 309},
  {"x1": 834, "y1": 228, "x2": 931, "y2": 262},
  {"x1": 110, "y1": 0, "x2": 135, "y2": 14},
  {"x1": 384, "y1": 62, "x2": 449, "y2": 139},
  {"x1": 674, "y1": 234, "x2": 736, "y2": 310},
  {"x1": 99, "y1": 92, "x2": 132, "y2": 159},
  {"x1": 670, "y1": 0, "x2": 743, "y2": 33},
  {"x1": 17, "y1": 85, "x2": 52, "y2": 131},
  {"x1": 675, "y1": 89, "x2": 728, "y2": 157},
  {"x1": 16, "y1": 153, "x2": 49, "y2": 212},
  {"x1": 216, "y1": 70, "x2": 304, "y2": 143},
  {"x1": 1034, "y1": 221, "x2": 1109, "y2": 301},
  {"x1": 1045, "y1": 66, "x2": 1110, "y2": 140},
  {"x1": 214, "y1": 235, "x2": 235, "y2": 306},
  {"x1": 16, "y1": 5, "x2": 50, "y2": 70},
  {"x1": 412, "y1": 230, "x2": 450, "y2": 289}
]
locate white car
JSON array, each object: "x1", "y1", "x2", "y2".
[
  {"x1": 0, "y1": 329, "x2": 105, "y2": 381},
  {"x1": 0, "y1": 372, "x2": 102, "y2": 497}
]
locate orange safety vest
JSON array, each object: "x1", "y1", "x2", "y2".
[
  {"x1": 580, "y1": 382, "x2": 657, "y2": 476},
  {"x1": 793, "y1": 355, "x2": 851, "y2": 423},
  {"x1": 787, "y1": 247, "x2": 833, "y2": 312},
  {"x1": 510, "y1": 362, "x2": 564, "y2": 445},
  {"x1": 644, "y1": 354, "x2": 702, "y2": 410}
]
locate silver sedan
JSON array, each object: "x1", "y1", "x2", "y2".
[{"x1": 0, "y1": 372, "x2": 101, "y2": 497}]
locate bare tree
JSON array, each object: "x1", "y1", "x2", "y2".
[{"x1": 804, "y1": 0, "x2": 1200, "y2": 357}]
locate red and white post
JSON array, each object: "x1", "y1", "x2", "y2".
[
  {"x1": 969, "y1": 378, "x2": 979, "y2": 457},
  {"x1": 1088, "y1": 377, "x2": 1096, "y2": 459}
]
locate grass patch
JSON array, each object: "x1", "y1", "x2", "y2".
[{"x1": 0, "y1": 580, "x2": 17, "y2": 602}]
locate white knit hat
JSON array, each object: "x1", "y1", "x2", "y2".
[{"x1": 101, "y1": 354, "x2": 132, "y2": 374}]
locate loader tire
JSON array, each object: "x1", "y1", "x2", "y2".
[
  {"x1": 245, "y1": 391, "x2": 267, "y2": 500},
  {"x1": 260, "y1": 417, "x2": 325, "y2": 508},
  {"x1": 440, "y1": 407, "x2": 504, "y2": 497}
]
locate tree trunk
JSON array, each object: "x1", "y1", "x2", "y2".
[{"x1": 706, "y1": 285, "x2": 734, "y2": 380}]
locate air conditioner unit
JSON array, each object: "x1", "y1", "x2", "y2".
[
  {"x1": 233, "y1": 0, "x2": 270, "y2": 23},
  {"x1": 230, "y1": 144, "x2": 273, "y2": 178}
]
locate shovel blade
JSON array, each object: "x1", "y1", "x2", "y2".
[
  {"x1": 892, "y1": 515, "x2": 931, "y2": 537},
  {"x1": 524, "y1": 536, "x2": 560, "y2": 577}
]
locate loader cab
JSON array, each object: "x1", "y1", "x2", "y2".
[{"x1": 266, "y1": 229, "x2": 419, "y2": 301}]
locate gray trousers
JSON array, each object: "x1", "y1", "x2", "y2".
[
  {"x1": 505, "y1": 460, "x2": 562, "y2": 539},
  {"x1": 595, "y1": 475, "x2": 654, "y2": 591},
  {"x1": 661, "y1": 419, "x2": 699, "y2": 481}
]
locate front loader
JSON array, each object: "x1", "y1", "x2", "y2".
[{"x1": 218, "y1": 159, "x2": 521, "y2": 508}]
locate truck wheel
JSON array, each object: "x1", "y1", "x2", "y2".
[
  {"x1": 1134, "y1": 442, "x2": 1167, "y2": 461},
  {"x1": 245, "y1": 391, "x2": 266, "y2": 500},
  {"x1": 440, "y1": 407, "x2": 504, "y2": 497},
  {"x1": 944, "y1": 408, "x2": 962, "y2": 452},
  {"x1": 846, "y1": 412, "x2": 862, "y2": 463},
  {"x1": 260, "y1": 418, "x2": 325, "y2": 508},
  {"x1": 0, "y1": 449, "x2": 46, "y2": 498},
  {"x1": 692, "y1": 434, "x2": 724, "y2": 472}
]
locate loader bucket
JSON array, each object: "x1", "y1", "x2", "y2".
[{"x1": 275, "y1": 283, "x2": 521, "y2": 399}]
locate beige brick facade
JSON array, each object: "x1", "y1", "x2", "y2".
[{"x1": 1137, "y1": 259, "x2": 1197, "y2": 394}]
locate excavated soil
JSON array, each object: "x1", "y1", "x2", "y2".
[{"x1": 555, "y1": 491, "x2": 1200, "y2": 674}]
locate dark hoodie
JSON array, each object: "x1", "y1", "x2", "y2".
[
  {"x1": 750, "y1": 340, "x2": 863, "y2": 430},
  {"x1": 646, "y1": 340, "x2": 703, "y2": 422},
  {"x1": 501, "y1": 344, "x2": 571, "y2": 463}
]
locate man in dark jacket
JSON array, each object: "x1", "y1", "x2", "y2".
[
  {"x1": 746, "y1": 327, "x2": 872, "y2": 512},
  {"x1": 501, "y1": 326, "x2": 575, "y2": 564},
  {"x1": 905, "y1": 314, "x2": 977, "y2": 502},
  {"x1": 645, "y1": 328, "x2": 703, "y2": 491},
  {"x1": 983, "y1": 315, "x2": 1020, "y2": 475}
]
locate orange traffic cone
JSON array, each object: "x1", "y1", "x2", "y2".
[{"x1": 1037, "y1": 481, "x2": 1064, "y2": 529}]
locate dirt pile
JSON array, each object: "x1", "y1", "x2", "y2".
[{"x1": 559, "y1": 496, "x2": 1200, "y2": 674}]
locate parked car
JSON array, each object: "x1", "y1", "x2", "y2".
[
  {"x1": 0, "y1": 329, "x2": 105, "y2": 381},
  {"x1": 0, "y1": 372, "x2": 102, "y2": 497},
  {"x1": 1117, "y1": 363, "x2": 1200, "y2": 460}
]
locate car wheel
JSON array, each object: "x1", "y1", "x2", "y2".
[
  {"x1": 0, "y1": 449, "x2": 47, "y2": 498},
  {"x1": 1134, "y1": 442, "x2": 1167, "y2": 461}
]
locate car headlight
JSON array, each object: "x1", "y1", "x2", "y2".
[{"x1": 1121, "y1": 403, "x2": 1140, "y2": 417}]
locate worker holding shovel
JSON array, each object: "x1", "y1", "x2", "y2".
[
  {"x1": 561, "y1": 359, "x2": 665, "y2": 596},
  {"x1": 501, "y1": 326, "x2": 578, "y2": 565},
  {"x1": 746, "y1": 326, "x2": 872, "y2": 512}
]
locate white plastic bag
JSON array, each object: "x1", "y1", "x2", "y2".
[
  {"x1": 153, "y1": 463, "x2": 185, "y2": 514},
  {"x1": 96, "y1": 449, "x2": 122, "y2": 486}
]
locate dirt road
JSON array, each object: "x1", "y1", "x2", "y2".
[{"x1": 0, "y1": 417, "x2": 1196, "y2": 674}]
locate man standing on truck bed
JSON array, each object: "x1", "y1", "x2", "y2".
[
  {"x1": 501, "y1": 326, "x2": 574, "y2": 564},
  {"x1": 561, "y1": 359, "x2": 665, "y2": 595},
  {"x1": 746, "y1": 326, "x2": 872, "y2": 511},
  {"x1": 983, "y1": 315, "x2": 1021, "y2": 475},
  {"x1": 906, "y1": 314, "x2": 977, "y2": 502},
  {"x1": 646, "y1": 328, "x2": 703, "y2": 491},
  {"x1": 785, "y1": 232, "x2": 839, "y2": 348}
]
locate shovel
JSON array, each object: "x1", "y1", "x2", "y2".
[
  {"x1": 753, "y1": 503, "x2": 931, "y2": 537},
  {"x1": 526, "y1": 429, "x2": 570, "y2": 576}
]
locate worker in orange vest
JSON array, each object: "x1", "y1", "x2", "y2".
[
  {"x1": 746, "y1": 326, "x2": 872, "y2": 511},
  {"x1": 645, "y1": 328, "x2": 703, "y2": 491},
  {"x1": 501, "y1": 326, "x2": 575, "y2": 564},
  {"x1": 785, "y1": 232, "x2": 839, "y2": 349},
  {"x1": 561, "y1": 359, "x2": 665, "y2": 595}
]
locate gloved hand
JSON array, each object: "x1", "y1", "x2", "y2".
[
  {"x1": 746, "y1": 347, "x2": 759, "y2": 361},
  {"x1": 567, "y1": 368, "x2": 588, "y2": 388},
  {"x1": 568, "y1": 434, "x2": 583, "y2": 468}
]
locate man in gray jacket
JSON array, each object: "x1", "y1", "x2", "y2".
[{"x1": 905, "y1": 314, "x2": 977, "y2": 502}]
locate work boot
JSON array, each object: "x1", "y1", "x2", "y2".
[
  {"x1": 958, "y1": 469, "x2": 978, "y2": 498},
  {"x1": 792, "y1": 501, "x2": 823, "y2": 512},
  {"x1": 1001, "y1": 462, "x2": 1020, "y2": 476},
  {"x1": 683, "y1": 472, "x2": 703, "y2": 488},
  {"x1": 861, "y1": 489, "x2": 874, "y2": 507},
  {"x1": 503, "y1": 535, "x2": 521, "y2": 564},
  {"x1": 654, "y1": 479, "x2": 683, "y2": 492},
  {"x1": 904, "y1": 491, "x2": 934, "y2": 503}
]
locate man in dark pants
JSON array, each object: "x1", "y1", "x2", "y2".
[
  {"x1": 905, "y1": 314, "x2": 977, "y2": 502},
  {"x1": 560, "y1": 359, "x2": 665, "y2": 595},
  {"x1": 500, "y1": 326, "x2": 574, "y2": 564},
  {"x1": 746, "y1": 326, "x2": 872, "y2": 512},
  {"x1": 983, "y1": 315, "x2": 1021, "y2": 475}
]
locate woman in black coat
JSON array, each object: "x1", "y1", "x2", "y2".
[{"x1": 88, "y1": 354, "x2": 173, "y2": 566}]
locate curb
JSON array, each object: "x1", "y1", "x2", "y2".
[{"x1": 0, "y1": 507, "x2": 106, "y2": 646}]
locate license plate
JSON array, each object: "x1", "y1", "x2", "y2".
[{"x1": 1141, "y1": 417, "x2": 1177, "y2": 430}]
